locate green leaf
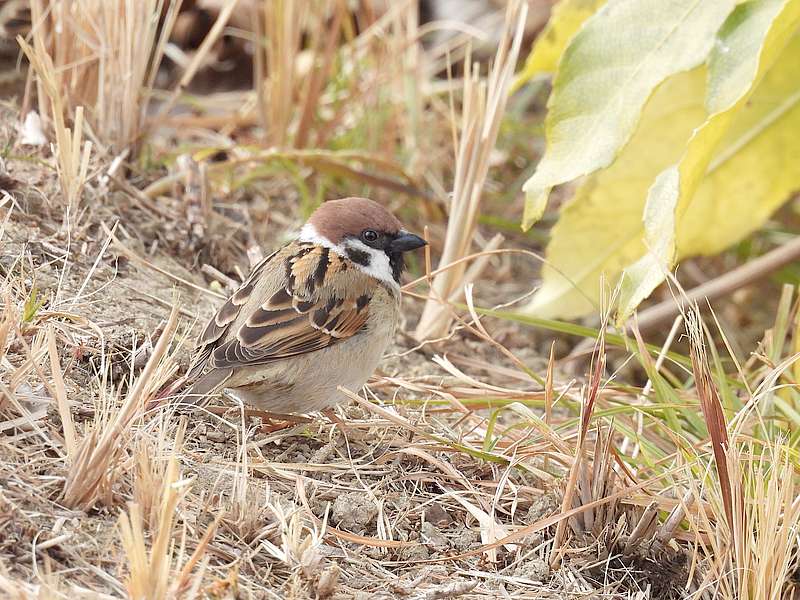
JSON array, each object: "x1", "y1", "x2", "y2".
[
  {"x1": 512, "y1": 0, "x2": 606, "y2": 92},
  {"x1": 521, "y1": 0, "x2": 735, "y2": 229},
  {"x1": 619, "y1": 0, "x2": 800, "y2": 317},
  {"x1": 23, "y1": 287, "x2": 44, "y2": 323},
  {"x1": 707, "y1": 0, "x2": 800, "y2": 113}
]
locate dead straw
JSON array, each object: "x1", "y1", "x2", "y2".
[{"x1": 414, "y1": 0, "x2": 526, "y2": 341}]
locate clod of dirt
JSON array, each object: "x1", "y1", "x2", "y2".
[
  {"x1": 398, "y1": 541, "x2": 430, "y2": 562},
  {"x1": 514, "y1": 557, "x2": 549, "y2": 582},
  {"x1": 316, "y1": 563, "x2": 340, "y2": 599},
  {"x1": 585, "y1": 551, "x2": 688, "y2": 599},
  {"x1": 331, "y1": 492, "x2": 377, "y2": 534},
  {"x1": 518, "y1": 491, "x2": 561, "y2": 547},
  {"x1": 525, "y1": 490, "x2": 560, "y2": 522},
  {"x1": 449, "y1": 527, "x2": 480, "y2": 552},
  {"x1": 424, "y1": 502, "x2": 452, "y2": 528},
  {"x1": 420, "y1": 521, "x2": 449, "y2": 551}
]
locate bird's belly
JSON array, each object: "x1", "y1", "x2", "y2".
[{"x1": 223, "y1": 327, "x2": 392, "y2": 413}]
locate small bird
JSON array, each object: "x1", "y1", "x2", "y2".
[{"x1": 182, "y1": 197, "x2": 427, "y2": 413}]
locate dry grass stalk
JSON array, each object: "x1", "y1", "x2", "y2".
[
  {"x1": 255, "y1": 0, "x2": 345, "y2": 148},
  {"x1": 688, "y1": 440, "x2": 800, "y2": 600},
  {"x1": 256, "y1": 0, "x2": 301, "y2": 147},
  {"x1": 155, "y1": 0, "x2": 238, "y2": 122},
  {"x1": 382, "y1": 0, "x2": 421, "y2": 164},
  {"x1": 0, "y1": 294, "x2": 13, "y2": 383},
  {"x1": 414, "y1": 0, "x2": 527, "y2": 341},
  {"x1": 685, "y1": 306, "x2": 734, "y2": 530},
  {"x1": 550, "y1": 329, "x2": 605, "y2": 568},
  {"x1": 18, "y1": 35, "x2": 91, "y2": 221},
  {"x1": 23, "y1": 0, "x2": 181, "y2": 153},
  {"x1": 543, "y1": 342, "x2": 555, "y2": 472},
  {"x1": 655, "y1": 488, "x2": 694, "y2": 546},
  {"x1": 118, "y1": 419, "x2": 193, "y2": 600},
  {"x1": 293, "y1": 1, "x2": 345, "y2": 149},
  {"x1": 62, "y1": 302, "x2": 181, "y2": 510},
  {"x1": 45, "y1": 325, "x2": 77, "y2": 460}
]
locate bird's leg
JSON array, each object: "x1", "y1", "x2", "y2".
[
  {"x1": 247, "y1": 410, "x2": 311, "y2": 433},
  {"x1": 321, "y1": 407, "x2": 348, "y2": 430}
]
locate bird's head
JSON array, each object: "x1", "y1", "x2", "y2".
[{"x1": 299, "y1": 197, "x2": 427, "y2": 287}]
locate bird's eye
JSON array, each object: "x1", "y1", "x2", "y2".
[{"x1": 361, "y1": 229, "x2": 379, "y2": 243}]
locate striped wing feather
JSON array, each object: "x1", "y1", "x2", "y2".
[{"x1": 188, "y1": 243, "x2": 373, "y2": 376}]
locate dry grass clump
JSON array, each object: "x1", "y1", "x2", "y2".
[
  {"x1": 119, "y1": 418, "x2": 216, "y2": 600},
  {"x1": 62, "y1": 303, "x2": 181, "y2": 511},
  {"x1": 688, "y1": 439, "x2": 800, "y2": 600},
  {"x1": 252, "y1": 0, "x2": 430, "y2": 159},
  {"x1": 15, "y1": 0, "x2": 183, "y2": 225},
  {"x1": 22, "y1": 0, "x2": 181, "y2": 153},
  {"x1": 415, "y1": 0, "x2": 527, "y2": 340},
  {"x1": 16, "y1": 35, "x2": 91, "y2": 222},
  {"x1": 676, "y1": 302, "x2": 800, "y2": 600}
]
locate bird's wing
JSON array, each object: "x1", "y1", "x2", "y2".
[
  {"x1": 186, "y1": 247, "x2": 279, "y2": 379},
  {"x1": 190, "y1": 243, "x2": 375, "y2": 374}
]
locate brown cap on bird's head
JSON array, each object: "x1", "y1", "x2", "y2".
[{"x1": 308, "y1": 197, "x2": 402, "y2": 244}]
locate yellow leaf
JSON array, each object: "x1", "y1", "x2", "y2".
[
  {"x1": 527, "y1": 69, "x2": 708, "y2": 318},
  {"x1": 521, "y1": 0, "x2": 734, "y2": 229},
  {"x1": 618, "y1": 168, "x2": 679, "y2": 317},
  {"x1": 512, "y1": 0, "x2": 606, "y2": 92},
  {"x1": 522, "y1": 187, "x2": 551, "y2": 227},
  {"x1": 678, "y1": 33, "x2": 800, "y2": 257},
  {"x1": 618, "y1": 0, "x2": 800, "y2": 317}
]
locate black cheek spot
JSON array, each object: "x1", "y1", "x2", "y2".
[
  {"x1": 389, "y1": 251, "x2": 405, "y2": 283},
  {"x1": 346, "y1": 247, "x2": 370, "y2": 266}
]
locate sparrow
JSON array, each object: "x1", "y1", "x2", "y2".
[{"x1": 181, "y1": 197, "x2": 427, "y2": 413}]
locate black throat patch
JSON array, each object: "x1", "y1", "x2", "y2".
[{"x1": 388, "y1": 251, "x2": 405, "y2": 284}]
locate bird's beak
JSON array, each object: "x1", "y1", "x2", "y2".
[{"x1": 390, "y1": 231, "x2": 427, "y2": 253}]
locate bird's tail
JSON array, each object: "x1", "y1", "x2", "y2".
[
  {"x1": 151, "y1": 368, "x2": 232, "y2": 409},
  {"x1": 179, "y1": 368, "x2": 233, "y2": 405}
]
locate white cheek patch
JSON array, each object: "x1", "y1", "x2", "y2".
[
  {"x1": 298, "y1": 223, "x2": 398, "y2": 289},
  {"x1": 341, "y1": 239, "x2": 398, "y2": 289}
]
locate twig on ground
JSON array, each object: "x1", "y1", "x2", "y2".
[{"x1": 633, "y1": 235, "x2": 800, "y2": 332}]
